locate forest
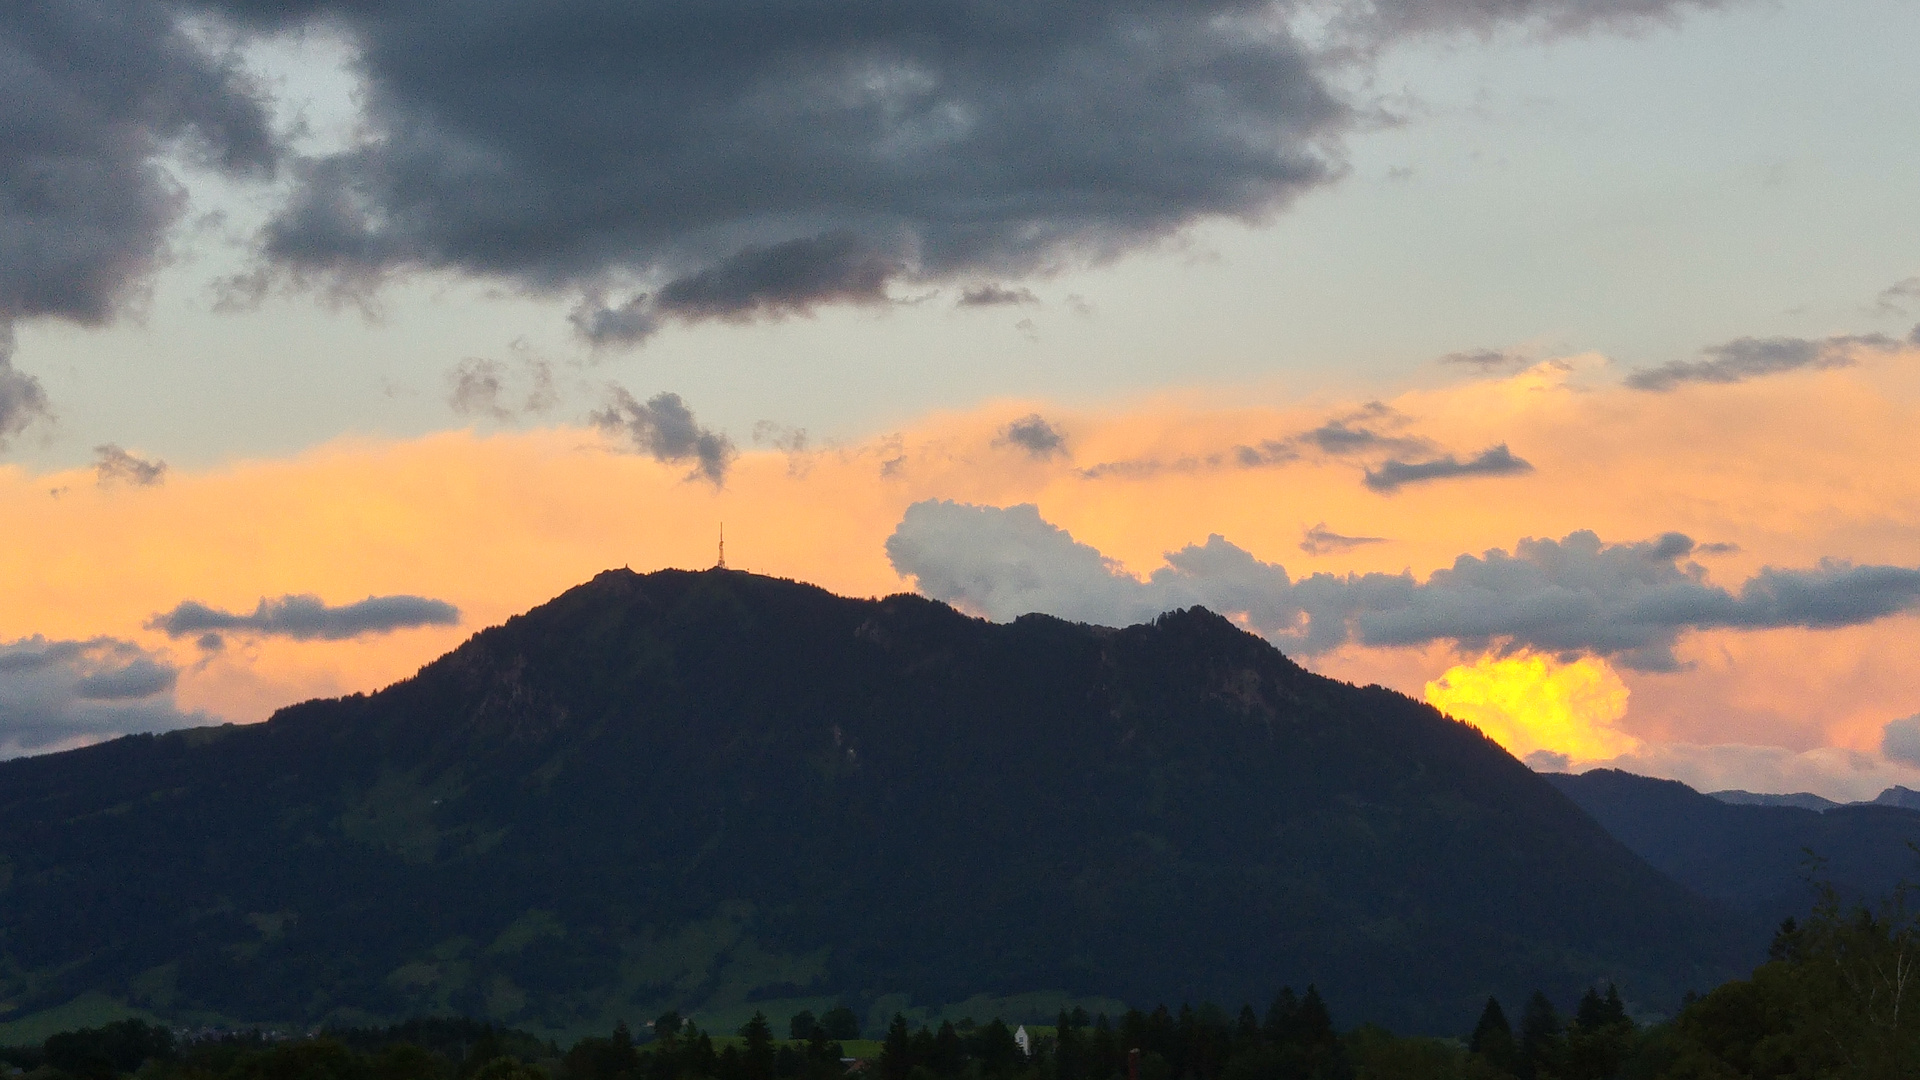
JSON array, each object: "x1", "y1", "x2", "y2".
[{"x1": 4, "y1": 879, "x2": 1914, "y2": 1080}]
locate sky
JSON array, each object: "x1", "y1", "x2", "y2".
[{"x1": 3, "y1": 0, "x2": 1919, "y2": 799}]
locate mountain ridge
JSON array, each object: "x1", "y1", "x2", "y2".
[{"x1": 0, "y1": 569, "x2": 1742, "y2": 1038}]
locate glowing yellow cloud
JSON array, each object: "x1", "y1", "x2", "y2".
[{"x1": 1424, "y1": 652, "x2": 1638, "y2": 762}]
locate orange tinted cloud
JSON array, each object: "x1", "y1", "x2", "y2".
[{"x1": 3, "y1": 347, "x2": 1917, "y2": 796}]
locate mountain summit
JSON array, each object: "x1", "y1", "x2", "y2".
[{"x1": 0, "y1": 569, "x2": 1740, "y2": 1037}]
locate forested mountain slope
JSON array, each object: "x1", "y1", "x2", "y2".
[{"x1": 0, "y1": 570, "x2": 1742, "y2": 1037}]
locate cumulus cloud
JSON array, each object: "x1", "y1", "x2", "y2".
[
  {"x1": 0, "y1": 636, "x2": 201, "y2": 757},
  {"x1": 958, "y1": 284, "x2": 1040, "y2": 308},
  {"x1": 0, "y1": 329, "x2": 53, "y2": 449},
  {"x1": 1881, "y1": 714, "x2": 1920, "y2": 769},
  {"x1": 885, "y1": 500, "x2": 1920, "y2": 670},
  {"x1": 1625, "y1": 332, "x2": 1907, "y2": 391},
  {"x1": 1364, "y1": 444, "x2": 1532, "y2": 493},
  {"x1": 590, "y1": 388, "x2": 736, "y2": 485},
  {"x1": 447, "y1": 357, "x2": 557, "y2": 421},
  {"x1": 1299, "y1": 522, "x2": 1387, "y2": 555},
  {"x1": 997, "y1": 415, "x2": 1068, "y2": 460},
  {"x1": 94, "y1": 444, "x2": 166, "y2": 486},
  {"x1": 148, "y1": 593, "x2": 460, "y2": 643}
]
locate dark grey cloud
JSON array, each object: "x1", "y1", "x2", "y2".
[
  {"x1": 997, "y1": 414, "x2": 1067, "y2": 460},
  {"x1": 590, "y1": 388, "x2": 736, "y2": 484},
  {"x1": 447, "y1": 357, "x2": 557, "y2": 420},
  {"x1": 1883, "y1": 714, "x2": 1920, "y2": 769},
  {"x1": 218, "y1": 0, "x2": 1345, "y2": 338},
  {"x1": 0, "y1": 0, "x2": 1737, "y2": 354},
  {"x1": 0, "y1": 329, "x2": 53, "y2": 449},
  {"x1": 153, "y1": 0, "x2": 1727, "y2": 342},
  {"x1": 1364, "y1": 443, "x2": 1532, "y2": 493},
  {"x1": 958, "y1": 284, "x2": 1040, "y2": 308},
  {"x1": 1300, "y1": 522, "x2": 1388, "y2": 555},
  {"x1": 0, "y1": 1, "x2": 276, "y2": 329},
  {"x1": 886, "y1": 501, "x2": 1920, "y2": 671},
  {"x1": 148, "y1": 593, "x2": 461, "y2": 642},
  {"x1": 94, "y1": 444, "x2": 167, "y2": 486},
  {"x1": 1625, "y1": 332, "x2": 1907, "y2": 391},
  {"x1": 0, "y1": 636, "x2": 199, "y2": 757}
]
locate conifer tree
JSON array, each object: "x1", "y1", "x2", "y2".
[
  {"x1": 1263, "y1": 988, "x2": 1299, "y2": 1046},
  {"x1": 880, "y1": 1015, "x2": 914, "y2": 1080},
  {"x1": 739, "y1": 1012, "x2": 775, "y2": 1080},
  {"x1": 1468, "y1": 996, "x2": 1516, "y2": 1072},
  {"x1": 1517, "y1": 992, "x2": 1562, "y2": 1080}
]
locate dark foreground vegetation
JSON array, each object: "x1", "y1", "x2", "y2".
[{"x1": 5, "y1": 879, "x2": 1915, "y2": 1080}]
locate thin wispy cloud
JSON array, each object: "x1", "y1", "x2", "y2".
[
  {"x1": 1300, "y1": 523, "x2": 1388, "y2": 555},
  {"x1": 1626, "y1": 332, "x2": 1906, "y2": 391}
]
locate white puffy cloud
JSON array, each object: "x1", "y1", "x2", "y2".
[{"x1": 885, "y1": 500, "x2": 1920, "y2": 671}]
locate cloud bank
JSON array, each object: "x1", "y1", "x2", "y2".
[
  {"x1": 149, "y1": 593, "x2": 461, "y2": 643},
  {"x1": 0, "y1": 636, "x2": 201, "y2": 757},
  {"x1": 0, "y1": 0, "x2": 1744, "y2": 352},
  {"x1": 886, "y1": 501, "x2": 1920, "y2": 670}
]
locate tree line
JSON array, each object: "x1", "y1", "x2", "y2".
[{"x1": 4, "y1": 879, "x2": 1915, "y2": 1080}]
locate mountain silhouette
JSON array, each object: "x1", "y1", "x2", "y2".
[
  {"x1": 0, "y1": 569, "x2": 1742, "y2": 1038},
  {"x1": 1547, "y1": 768, "x2": 1920, "y2": 922}
]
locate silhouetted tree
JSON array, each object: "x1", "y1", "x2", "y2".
[{"x1": 1469, "y1": 996, "x2": 1516, "y2": 1074}]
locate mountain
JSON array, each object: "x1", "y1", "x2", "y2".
[
  {"x1": 1870, "y1": 785, "x2": 1920, "y2": 811},
  {"x1": 1707, "y1": 790, "x2": 1839, "y2": 812},
  {"x1": 1548, "y1": 769, "x2": 1920, "y2": 922},
  {"x1": 1704, "y1": 786, "x2": 1920, "y2": 812},
  {"x1": 0, "y1": 569, "x2": 1743, "y2": 1039}
]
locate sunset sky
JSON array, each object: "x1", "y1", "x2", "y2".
[{"x1": 4, "y1": 0, "x2": 1918, "y2": 799}]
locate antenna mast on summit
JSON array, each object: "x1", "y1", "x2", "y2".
[{"x1": 717, "y1": 523, "x2": 726, "y2": 570}]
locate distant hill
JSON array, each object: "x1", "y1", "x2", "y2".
[
  {"x1": 1704, "y1": 785, "x2": 1920, "y2": 812},
  {"x1": 1707, "y1": 790, "x2": 1839, "y2": 812},
  {"x1": 0, "y1": 570, "x2": 1742, "y2": 1039},
  {"x1": 1547, "y1": 769, "x2": 1920, "y2": 923}
]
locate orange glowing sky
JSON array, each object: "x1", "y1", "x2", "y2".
[
  {"x1": 6, "y1": 349, "x2": 1919, "y2": 797},
  {"x1": 4, "y1": 0, "x2": 1920, "y2": 801}
]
